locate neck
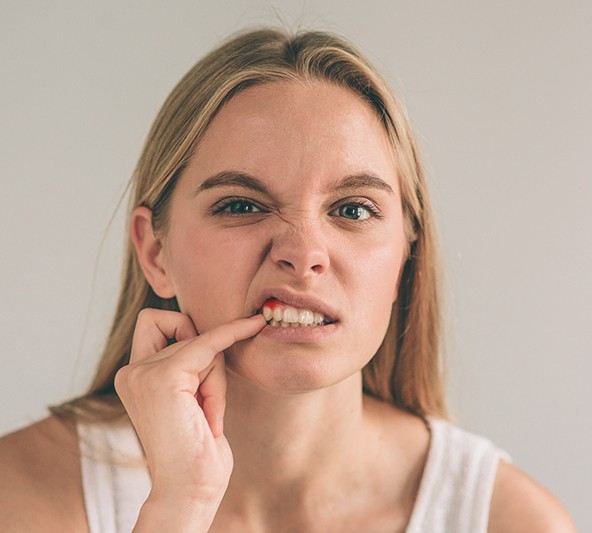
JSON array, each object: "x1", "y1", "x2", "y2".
[{"x1": 220, "y1": 370, "x2": 375, "y2": 523}]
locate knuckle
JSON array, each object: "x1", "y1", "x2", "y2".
[
  {"x1": 137, "y1": 307, "x2": 156, "y2": 322},
  {"x1": 213, "y1": 351, "x2": 226, "y2": 368},
  {"x1": 195, "y1": 333, "x2": 216, "y2": 357},
  {"x1": 122, "y1": 365, "x2": 160, "y2": 396},
  {"x1": 126, "y1": 364, "x2": 147, "y2": 387},
  {"x1": 145, "y1": 362, "x2": 178, "y2": 390},
  {"x1": 158, "y1": 362, "x2": 184, "y2": 387},
  {"x1": 114, "y1": 366, "x2": 129, "y2": 390}
]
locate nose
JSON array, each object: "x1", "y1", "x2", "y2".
[{"x1": 268, "y1": 219, "x2": 330, "y2": 279}]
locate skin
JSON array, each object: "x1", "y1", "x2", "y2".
[
  {"x1": 0, "y1": 77, "x2": 576, "y2": 533},
  {"x1": 130, "y1": 78, "x2": 426, "y2": 530}
]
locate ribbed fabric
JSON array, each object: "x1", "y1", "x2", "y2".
[
  {"x1": 77, "y1": 419, "x2": 150, "y2": 532},
  {"x1": 406, "y1": 415, "x2": 512, "y2": 532},
  {"x1": 77, "y1": 414, "x2": 511, "y2": 532}
]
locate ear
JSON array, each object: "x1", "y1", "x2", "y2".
[{"x1": 129, "y1": 206, "x2": 176, "y2": 299}]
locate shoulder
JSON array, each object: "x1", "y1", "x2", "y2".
[
  {"x1": 488, "y1": 458, "x2": 577, "y2": 533},
  {"x1": 0, "y1": 415, "x2": 89, "y2": 532}
]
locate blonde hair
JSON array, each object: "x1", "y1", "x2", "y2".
[{"x1": 49, "y1": 26, "x2": 451, "y2": 438}]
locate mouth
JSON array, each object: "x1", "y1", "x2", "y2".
[
  {"x1": 254, "y1": 296, "x2": 339, "y2": 327},
  {"x1": 251, "y1": 287, "x2": 342, "y2": 329},
  {"x1": 255, "y1": 307, "x2": 339, "y2": 326}
]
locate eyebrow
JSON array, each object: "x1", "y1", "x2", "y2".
[{"x1": 193, "y1": 170, "x2": 395, "y2": 197}]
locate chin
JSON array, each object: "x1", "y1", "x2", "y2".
[{"x1": 224, "y1": 345, "x2": 356, "y2": 395}]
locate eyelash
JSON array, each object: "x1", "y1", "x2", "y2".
[{"x1": 211, "y1": 197, "x2": 383, "y2": 222}]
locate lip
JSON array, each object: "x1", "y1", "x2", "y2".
[
  {"x1": 257, "y1": 321, "x2": 340, "y2": 343},
  {"x1": 252, "y1": 287, "x2": 341, "y2": 323}
]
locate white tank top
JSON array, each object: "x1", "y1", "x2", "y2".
[{"x1": 76, "y1": 414, "x2": 512, "y2": 532}]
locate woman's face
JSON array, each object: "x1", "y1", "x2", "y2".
[{"x1": 154, "y1": 79, "x2": 408, "y2": 393}]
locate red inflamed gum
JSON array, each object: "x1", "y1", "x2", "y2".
[{"x1": 262, "y1": 297, "x2": 282, "y2": 310}]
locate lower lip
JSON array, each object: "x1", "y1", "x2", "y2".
[{"x1": 257, "y1": 321, "x2": 340, "y2": 342}]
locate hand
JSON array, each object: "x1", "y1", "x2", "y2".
[{"x1": 114, "y1": 308, "x2": 267, "y2": 503}]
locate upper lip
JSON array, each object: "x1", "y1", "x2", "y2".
[{"x1": 253, "y1": 287, "x2": 340, "y2": 323}]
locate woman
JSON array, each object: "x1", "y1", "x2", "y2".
[{"x1": 0, "y1": 27, "x2": 575, "y2": 532}]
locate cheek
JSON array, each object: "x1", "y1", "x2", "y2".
[
  {"x1": 168, "y1": 230, "x2": 225, "y2": 319},
  {"x1": 171, "y1": 229, "x2": 258, "y2": 325},
  {"x1": 354, "y1": 235, "x2": 404, "y2": 295},
  {"x1": 345, "y1": 238, "x2": 403, "y2": 340},
  {"x1": 344, "y1": 248, "x2": 402, "y2": 365},
  {"x1": 175, "y1": 226, "x2": 243, "y2": 277}
]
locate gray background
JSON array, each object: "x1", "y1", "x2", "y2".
[{"x1": 1, "y1": 1, "x2": 590, "y2": 529}]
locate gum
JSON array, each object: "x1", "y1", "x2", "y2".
[
  {"x1": 262, "y1": 297, "x2": 322, "y2": 325},
  {"x1": 262, "y1": 297, "x2": 283, "y2": 309}
]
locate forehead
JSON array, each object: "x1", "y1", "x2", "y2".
[{"x1": 186, "y1": 79, "x2": 398, "y2": 191}]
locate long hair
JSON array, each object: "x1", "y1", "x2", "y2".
[{"x1": 49, "y1": 26, "x2": 451, "y2": 432}]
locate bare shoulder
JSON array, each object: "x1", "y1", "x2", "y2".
[
  {"x1": 0, "y1": 415, "x2": 89, "y2": 532},
  {"x1": 488, "y1": 459, "x2": 577, "y2": 533}
]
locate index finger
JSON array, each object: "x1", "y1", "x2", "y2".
[{"x1": 176, "y1": 313, "x2": 267, "y2": 374}]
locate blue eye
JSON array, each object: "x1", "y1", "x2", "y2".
[
  {"x1": 333, "y1": 203, "x2": 376, "y2": 221},
  {"x1": 211, "y1": 197, "x2": 382, "y2": 222},
  {"x1": 214, "y1": 198, "x2": 264, "y2": 215}
]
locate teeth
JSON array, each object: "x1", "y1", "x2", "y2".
[
  {"x1": 283, "y1": 307, "x2": 300, "y2": 322},
  {"x1": 272, "y1": 307, "x2": 283, "y2": 322},
  {"x1": 262, "y1": 303, "x2": 330, "y2": 327},
  {"x1": 298, "y1": 309, "x2": 314, "y2": 325}
]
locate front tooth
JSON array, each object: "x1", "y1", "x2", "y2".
[
  {"x1": 283, "y1": 307, "x2": 300, "y2": 323},
  {"x1": 272, "y1": 307, "x2": 283, "y2": 321},
  {"x1": 262, "y1": 303, "x2": 327, "y2": 326},
  {"x1": 299, "y1": 309, "x2": 315, "y2": 325}
]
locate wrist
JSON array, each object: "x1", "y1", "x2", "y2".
[{"x1": 133, "y1": 491, "x2": 221, "y2": 533}]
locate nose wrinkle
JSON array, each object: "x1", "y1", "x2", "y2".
[
  {"x1": 263, "y1": 209, "x2": 330, "y2": 277},
  {"x1": 275, "y1": 210, "x2": 311, "y2": 230},
  {"x1": 274, "y1": 203, "x2": 316, "y2": 225},
  {"x1": 275, "y1": 214, "x2": 323, "y2": 243}
]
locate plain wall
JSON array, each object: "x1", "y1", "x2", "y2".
[{"x1": 1, "y1": 1, "x2": 590, "y2": 528}]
